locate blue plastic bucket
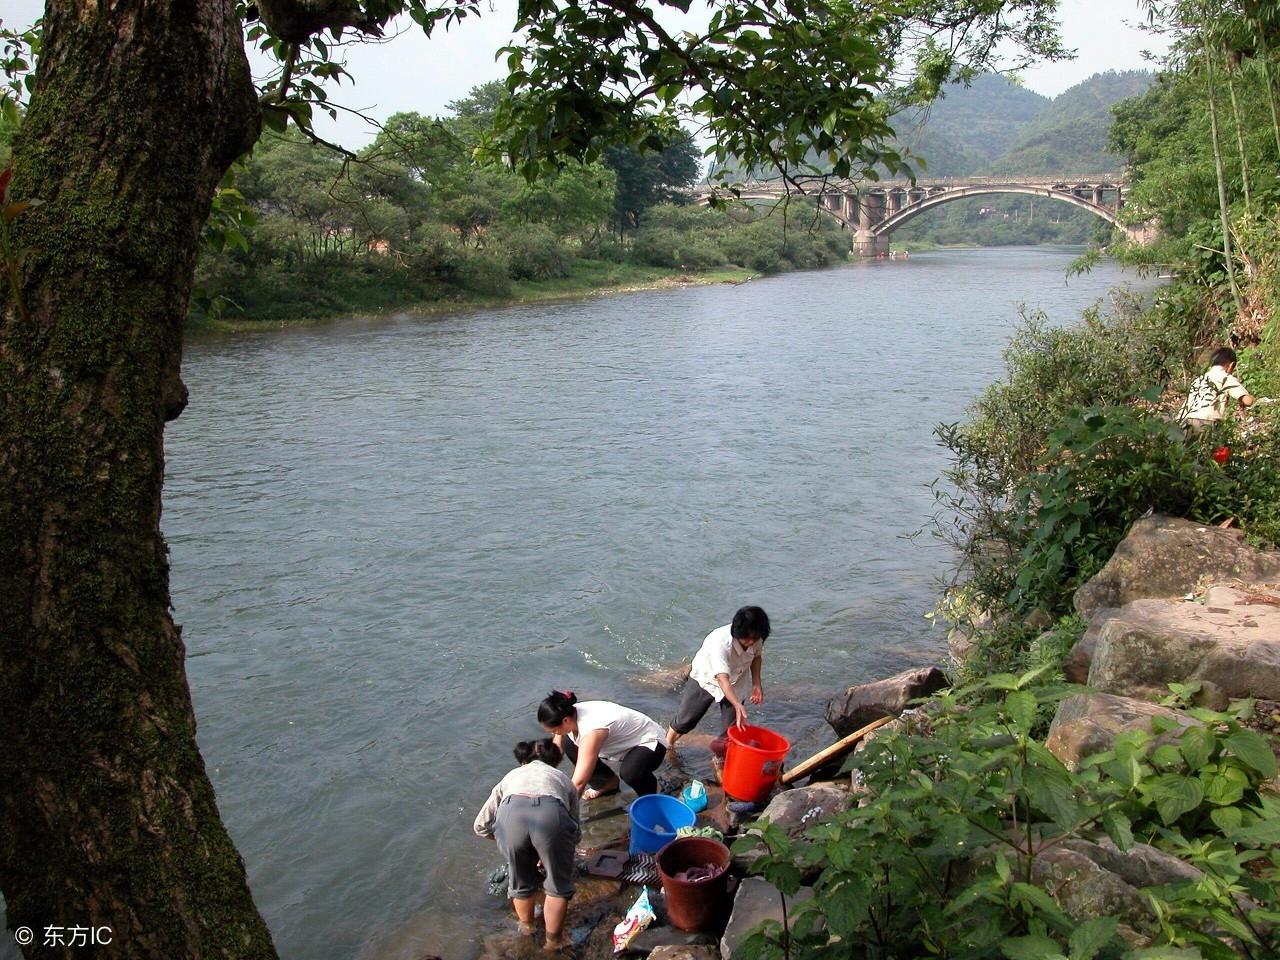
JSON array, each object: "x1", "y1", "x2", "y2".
[{"x1": 628, "y1": 794, "x2": 696, "y2": 855}]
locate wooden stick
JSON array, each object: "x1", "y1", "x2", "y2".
[{"x1": 779, "y1": 716, "x2": 896, "y2": 785}]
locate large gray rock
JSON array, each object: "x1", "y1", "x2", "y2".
[
  {"x1": 1074, "y1": 515, "x2": 1280, "y2": 618},
  {"x1": 1058, "y1": 838, "x2": 1202, "y2": 889},
  {"x1": 720, "y1": 877, "x2": 813, "y2": 959},
  {"x1": 1046, "y1": 693, "x2": 1198, "y2": 769},
  {"x1": 758, "y1": 786, "x2": 850, "y2": 838},
  {"x1": 1087, "y1": 584, "x2": 1280, "y2": 702},
  {"x1": 1029, "y1": 846, "x2": 1153, "y2": 929},
  {"x1": 1062, "y1": 609, "x2": 1116, "y2": 684},
  {"x1": 824, "y1": 666, "x2": 948, "y2": 737}
]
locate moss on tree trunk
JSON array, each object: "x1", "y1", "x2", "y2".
[{"x1": 0, "y1": 3, "x2": 276, "y2": 956}]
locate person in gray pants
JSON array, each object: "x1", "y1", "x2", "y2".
[{"x1": 474, "y1": 738, "x2": 580, "y2": 949}]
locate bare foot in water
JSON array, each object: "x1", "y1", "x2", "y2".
[{"x1": 581, "y1": 778, "x2": 621, "y2": 801}]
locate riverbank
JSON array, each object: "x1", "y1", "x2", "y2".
[
  {"x1": 525, "y1": 518, "x2": 1280, "y2": 960},
  {"x1": 187, "y1": 260, "x2": 758, "y2": 334}
]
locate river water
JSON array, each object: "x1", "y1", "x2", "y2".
[{"x1": 0, "y1": 247, "x2": 1157, "y2": 960}]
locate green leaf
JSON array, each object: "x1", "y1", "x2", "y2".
[
  {"x1": 1209, "y1": 806, "x2": 1243, "y2": 834},
  {"x1": 1202, "y1": 765, "x2": 1248, "y2": 806},
  {"x1": 1223, "y1": 729, "x2": 1277, "y2": 778},
  {"x1": 1068, "y1": 916, "x2": 1118, "y2": 960},
  {"x1": 1002, "y1": 934, "x2": 1066, "y2": 960},
  {"x1": 1102, "y1": 810, "x2": 1134, "y2": 851},
  {"x1": 1005, "y1": 690, "x2": 1037, "y2": 734},
  {"x1": 1145, "y1": 774, "x2": 1204, "y2": 825},
  {"x1": 1179, "y1": 725, "x2": 1214, "y2": 770}
]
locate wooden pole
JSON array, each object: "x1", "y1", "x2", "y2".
[{"x1": 779, "y1": 716, "x2": 896, "y2": 785}]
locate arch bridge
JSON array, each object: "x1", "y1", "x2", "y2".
[{"x1": 689, "y1": 176, "x2": 1154, "y2": 255}]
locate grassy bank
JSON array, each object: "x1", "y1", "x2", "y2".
[{"x1": 189, "y1": 260, "x2": 758, "y2": 334}]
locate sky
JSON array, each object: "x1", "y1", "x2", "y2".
[{"x1": 6, "y1": 0, "x2": 1166, "y2": 148}]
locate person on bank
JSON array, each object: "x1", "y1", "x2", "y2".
[
  {"x1": 538, "y1": 691, "x2": 668, "y2": 800},
  {"x1": 667, "y1": 605, "x2": 770, "y2": 747},
  {"x1": 1177, "y1": 347, "x2": 1254, "y2": 436},
  {"x1": 473, "y1": 738, "x2": 579, "y2": 950}
]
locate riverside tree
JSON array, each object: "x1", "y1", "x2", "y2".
[{"x1": 0, "y1": 0, "x2": 1063, "y2": 955}]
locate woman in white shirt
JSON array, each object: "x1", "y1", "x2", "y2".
[
  {"x1": 473, "y1": 738, "x2": 580, "y2": 949},
  {"x1": 538, "y1": 691, "x2": 668, "y2": 800}
]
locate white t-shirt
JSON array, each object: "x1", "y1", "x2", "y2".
[
  {"x1": 689, "y1": 623, "x2": 762, "y2": 702},
  {"x1": 1178, "y1": 365, "x2": 1249, "y2": 423},
  {"x1": 570, "y1": 701, "x2": 667, "y2": 766}
]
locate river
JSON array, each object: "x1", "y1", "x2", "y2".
[{"x1": 0, "y1": 247, "x2": 1158, "y2": 959}]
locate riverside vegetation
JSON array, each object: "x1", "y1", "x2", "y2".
[
  {"x1": 0, "y1": 68, "x2": 1159, "y2": 331},
  {"x1": 730, "y1": 3, "x2": 1280, "y2": 959}
]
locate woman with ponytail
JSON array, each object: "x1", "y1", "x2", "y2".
[
  {"x1": 537, "y1": 691, "x2": 668, "y2": 800},
  {"x1": 473, "y1": 738, "x2": 579, "y2": 949}
]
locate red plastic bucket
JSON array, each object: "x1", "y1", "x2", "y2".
[{"x1": 721, "y1": 723, "x2": 790, "y2": 802}]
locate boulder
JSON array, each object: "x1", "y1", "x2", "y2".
[
  {"x1": 1062, "y1": 609, "x2": 1116, "y2": 684},
  {"x1": 1058, "y1": 838, "x2": 1201, "y2": 889},
  {"x1": 1087, "y1": 584, "x2": 1280, "y2": 702},
  {"x1": 1046, "y1": 693, "x2": 1197, "y2": 769},
  {"x1": 1029, "y1": 846, "x2": 1153, "y2": 930},
  {"x1": 824, "y1": 666, "x2": 948, "y2": 737},
  {"x1": 646, "y1": 947, "x2": 719, "y2": 960},
  {"x1": 1073, "y1": 515, "x2": 1280, "y2": 618},
  {"x1": 757, "y1": 786, "x2": 850, "y2": 838},
  {"x1": 720, "y1": 878, "x2": 814, "y2": 960}
]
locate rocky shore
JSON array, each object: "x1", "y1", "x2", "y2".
[{"x1": 467, "y1": 515, "x2": 1279, "y2": 960}]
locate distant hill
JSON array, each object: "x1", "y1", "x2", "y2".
[
  {"x1": 893, "y1": 74, "x2": 1050, "y2": 177},
  {"x1": 985, "y1": 70, "x2": 1153, "y2": 175},
  {"x1": 891, "y1": 70, "x2": 1152, "y2": 178}
]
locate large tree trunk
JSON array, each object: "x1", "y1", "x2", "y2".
[{"x1": 0, "y1": 3, "x2": 276, "y2": 957}]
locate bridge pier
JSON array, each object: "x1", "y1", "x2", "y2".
[{"x1": 854, "y1": 230, "x2": 890, "y2": 257}]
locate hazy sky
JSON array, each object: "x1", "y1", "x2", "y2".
[{"x1": 7, "y1": 0, "x2": 1165, "y2": 146}]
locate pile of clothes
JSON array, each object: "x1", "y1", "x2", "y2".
[{"x1": 672, "y1": 862, "x2": 727, "y2": 884}]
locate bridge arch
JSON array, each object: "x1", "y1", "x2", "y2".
[{"x1": 871, "y1": 183, "x2": 1122, "y2": 237}]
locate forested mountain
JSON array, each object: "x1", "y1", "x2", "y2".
[
  {"x1": 893, "y1": 73, "x2": 1050, "y2": 176},
  {"x1": 986, "y1": 70, "x2": 1153, "y2": 174},
  {"x1": 893, "y1": 70, "x2": 1152, "y2": 179}
]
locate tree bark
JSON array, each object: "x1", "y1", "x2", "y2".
[{"x1": 0, "y1": 2, "x2": 275, "y2": 957}]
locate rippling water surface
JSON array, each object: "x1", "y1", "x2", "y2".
[{"x1": 0, "y1": 247, "x2": 1159, "y2": 960}]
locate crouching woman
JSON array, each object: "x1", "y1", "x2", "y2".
[{"x1": 473, "y1": 738, "x2": 580, "y2": 949}]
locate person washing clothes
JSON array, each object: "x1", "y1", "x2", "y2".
[
  {"x1": 666, "y1": 605, "x2": 770, "y2": 747},
  {"x1": 538, "y1": 691, "x2": 668, "y2": 800},
  {"x1": 1177, "y1": 347, "x2": 1255, "y2": 436},
  {"x1": 473, "y1": 738, "x2": 579, "y2": 951}
]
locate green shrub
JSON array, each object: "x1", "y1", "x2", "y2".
[
  {"x1": 734, "y1": 676, "x2": 1280, "y2": 960},
  {"x1": 455, "y1": 248, "x2": 512, "y2": 297},
  {"x1": 1008, "y1": 404, "x2": 1237, "y2": 613},
  {"x1": 492, "y1": 224, "x2": 570, "y2": 280},
  {"x1": 630, "y1": 226, "x2": 725, "y2": 271}
]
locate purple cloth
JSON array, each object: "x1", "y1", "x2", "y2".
[{"x1": 673, "y1": 862, "x2": 726, "y2": 883}]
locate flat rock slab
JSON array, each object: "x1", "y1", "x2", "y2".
[
  {"x1": 1046, "y1": 693, "x2": 1197, "y2": 769},
  {"x1": 1073, "y1": 515, "x2": 1280, "y2": 618},
  {"x1": 1087, "y1": 584, "x2": 1280, "y2": 702},
  {"x1": 650, "y1": 947, "x2": 721, "y2": 960},
  {"x1": 720, "y1": 878, "x2": 814, "y2": 959},
  {"x1": 647, "y1": 946, "x2": 720, "y2": 960},
  {"x1": 628, "y1": 662, "x2": 693, "y2": 693},
  {"x1": 824, "y1": 666, "x2": 947, "y2": 737}
]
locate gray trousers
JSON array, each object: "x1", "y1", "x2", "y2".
[{"x1": 494, "y1": 794, "x2": 577, "y2": 899}]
